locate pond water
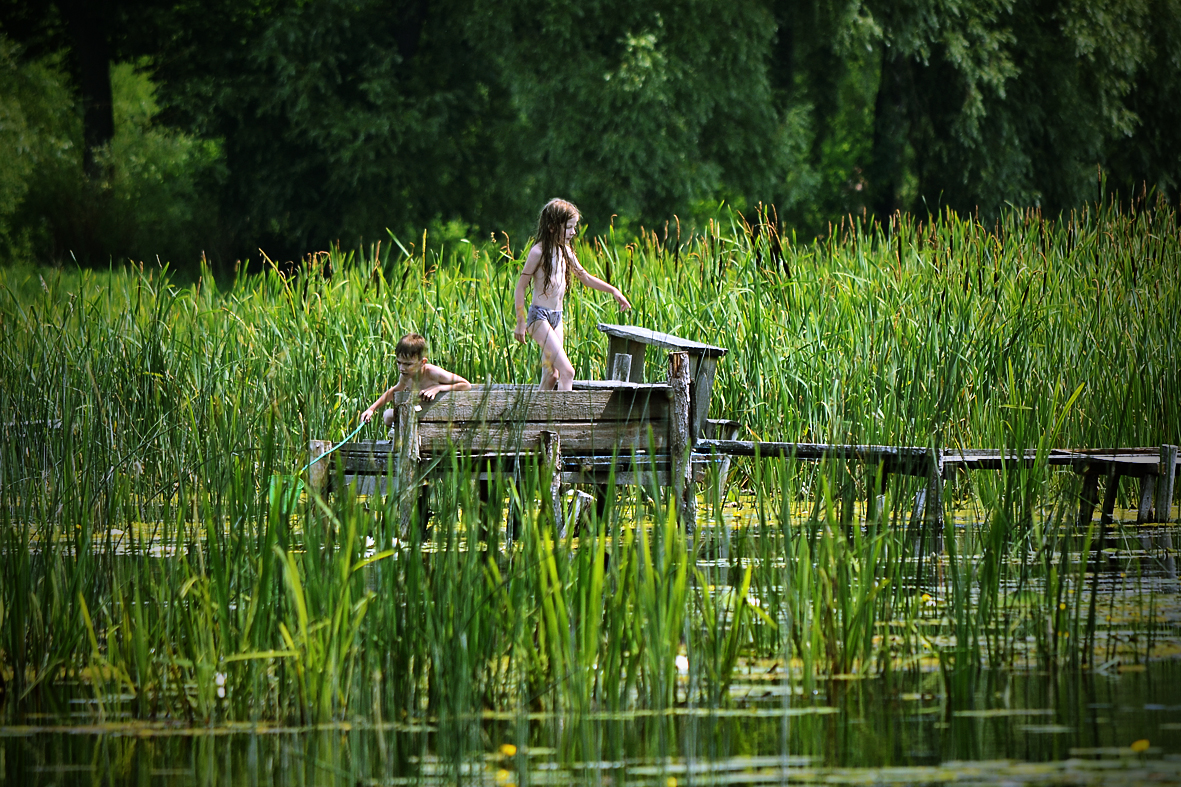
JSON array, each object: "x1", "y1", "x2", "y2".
[{"x1": 5, "y1": 662, "x2": 1181, "y2": 785}]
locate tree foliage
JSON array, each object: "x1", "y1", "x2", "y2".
[{"x1": 1, "y1": 0, "x2": 1179, "y2": 268}]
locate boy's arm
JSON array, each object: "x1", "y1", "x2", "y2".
[
  {"x1": 419, "y1": 365, "x2": 472, "y2": 401},
  {"x1": 361, "y1": 385, "x2": 396, "y2": 422},
  {"x1": 360, "y1": 377, "x2": 409, "y2": 422},
  {"x1": 571, "y1": 258, "x2": 632, "y2": 310}
]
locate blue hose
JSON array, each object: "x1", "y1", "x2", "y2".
[{"x1": 300, "y1": 419, "x2": 368, "y2": 474}]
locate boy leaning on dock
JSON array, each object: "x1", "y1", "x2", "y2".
[{"x1": 361, "y1": 333, "x2": 471, "y2": 427}]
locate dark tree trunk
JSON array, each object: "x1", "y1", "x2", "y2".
[
  {"x1": 394, "y1": 0, "x2": 428, "y2": 63},
  {"x1": 869, "y1": 46, "x2": 908, "y2": 219},
  {"x1": 768, "y1": 0, "x2": 795, "y2": 97},
  {"x1": 61, "y1": 0, "x2": 114, "y2": 180}
]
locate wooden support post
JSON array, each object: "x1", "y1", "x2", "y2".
[
  {"x1": 929, "y1": 460, "x2": 945, "y2": 553},
  {"x1": 668, "y1": 351, "x2": 696, "y2": 531},
  {"x1": 909, "y1": 487, "x2": 928, "y2": 533},
  {"x1": 704, "y1": 419, "x2": 740, "y2": 506},
  {"x1": 569, "y1": 490, "x2": 595, "y2": 533},
  {"x1": 1159, "y1": 444, "x2": 1178, "y2": 579},
  {"x1": 606, "y1": 336, "x2": 646, "y2": 383},
  {"x1": 540, "y1": 430, "x2": 564, "y2": 537},
  {"x1": 1098, "y1": 473, "x2": 1120, "y2": 563},
  {"x1": 308, "y1": 440, "x2": 332, "y2": 493},
  {"x1": 1138, "y1": 475, "x2": 1156, "y2": 524},
  {"x1": 610, "y1": 353, "x2": 632, "y2": 382},
  {"x1": 867, "y1": 460, "x2": 887, "y2": 525},
  {"x1": 1157, "y1": 444, "x2": 1178, "y2": 524},
  {"x1": 689, "y1": 356, "x2": 719, "y2": 444},
  {"x1": 1077, "y1": 466, "x2": 1100, "y2": 531},
  {"x1": 1099, "y1": 474, "x2": 1119, "y2": 525},
  {"x1": 395, "y1": 403, "x2": 421, "y2": 538}
]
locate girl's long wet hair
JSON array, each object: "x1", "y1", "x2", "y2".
[{"x1": 535, "y1": 198, "x2": 579, "y2": 296}]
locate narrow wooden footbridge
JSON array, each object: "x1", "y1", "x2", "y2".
[{"x1": 311, "y1": 324, "x2": 1179, "y2": 539}]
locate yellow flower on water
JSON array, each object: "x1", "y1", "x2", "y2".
[
  {"x1": 666, "y1": 778, "x2": 677, "y2": 787},
  {"x1": 1131, "y1": 739, "x2": 1150, "y2": 753},
  {"x1": 921, "y1": 594, "x2": 931, "y2": 602},
  {"x1": 495, "y1": 768, "x2": 513, "y2": 783},
  {"x1": 1059, "y1": 603, "x2": 1066, "y2": 610},
  {"x1": 499, "y1": 743, "x2": 517, "y2": 757}
]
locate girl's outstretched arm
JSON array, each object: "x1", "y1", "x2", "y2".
[{"x1": 571, "y1": 259, "x2": 632, "y2": 310}]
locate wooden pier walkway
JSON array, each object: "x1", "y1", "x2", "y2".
[{"x1": 313, "y1": 324, "x2": 1178, "y2": 539}]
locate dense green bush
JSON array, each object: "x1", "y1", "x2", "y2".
[{"x1": 0, "y1": 40, "x2": 221, "y2": 268}]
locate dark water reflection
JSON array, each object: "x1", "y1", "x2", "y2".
[{"x1": 5, "y1": 662, "x2": 1181, "y2": 785}]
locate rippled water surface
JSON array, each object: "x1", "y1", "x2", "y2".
[{"x1": 5, "y1": 662, "x2": 1181, "y2": 785}]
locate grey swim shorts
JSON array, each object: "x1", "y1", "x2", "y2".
[{"x1": 526, "y1": 304, "x2": 562, "y2": 329}]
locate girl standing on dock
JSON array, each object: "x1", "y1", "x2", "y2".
[{"x1": 513, "y1": 198, "x2": 631, "y2": 390}]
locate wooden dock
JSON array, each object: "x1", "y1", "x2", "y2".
[
  {"x1": 312, "y1": 324, "x2": 1178, "y2": 541},
  {"x1": 312, "y1": 325, "x2": 727, "y2": 535}
]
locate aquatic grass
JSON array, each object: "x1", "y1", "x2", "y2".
[{"x1": 0, "y1": 199, "x2": 1178, "y2": 741}]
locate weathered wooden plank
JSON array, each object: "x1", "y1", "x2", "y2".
[
  {"x1": 345, "y1": 469, "x2": 705, "y2": 489},
  {"x1": 942, "y1": 449, "x2": 1168, "y2": 474},
  {"x1": 1073, "y1": 454, "x2": 1168, "y2": 475},
  {"x1": 694, "y1": 440, "x2": 933, "y2": 475},
  {"x1": 571, "y1": 380, "x2": 665, "y2": 390},
  {"x1": 562, "y1": 467, "x2": 707, "y2": 486},
  {"x1": 943, "y1": 448, "x2": 1080, "y2": 469},
  {"x1": 345, "y1": 459, "x2": 711, "y2": 489},
  {"x1": 388, "y1": 388, "x2": 670, "y2": 423},
  {"x1": 694, "y1": 440, "x2": 929, "y2": 459},
  {"x1": 413, "y1": 422, "x2": 669, "y2": 457},
  {"x1": 597, "y1": 323, "x2": 728, "y2": 358},
  {"x1": 336, "y1": 441, "x2": 680, "y2": 474}
]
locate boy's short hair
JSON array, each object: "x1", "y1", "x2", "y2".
[{"x1": 396, "y1": 333, "x2": 427, "y2": 359}]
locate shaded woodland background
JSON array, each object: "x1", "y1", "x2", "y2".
[{"x1": 2, "y1": 0, "x2": 1179, "y2": 273}]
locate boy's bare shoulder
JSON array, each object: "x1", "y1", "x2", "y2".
[{"x1": 422, "y1": 362, "x2": 461, "y2": 382}]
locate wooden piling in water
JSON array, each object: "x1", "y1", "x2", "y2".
[
  {"x1": 396, "y1": 402, "x2": 420, "y2": 538},
  {"x1": 668, "y1": 351, "x2": 695, "y2": 530},
  {"x1": 1157, "y1": 444, "x2": 1177, "y2": 523},
  {"x1": 541, "y1": 429, "x2": 563, "y2": 536}
]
